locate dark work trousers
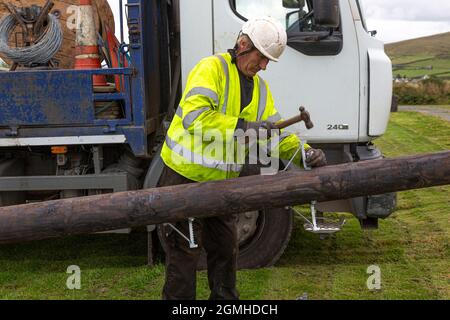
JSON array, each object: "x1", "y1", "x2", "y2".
[{"x1": 157, "y1": 165, "x2": 240, "y2": 300}]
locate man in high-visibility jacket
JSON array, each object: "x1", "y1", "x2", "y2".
[{"x1": 158, "y1": 16, "x2": 327, "y2": 300}]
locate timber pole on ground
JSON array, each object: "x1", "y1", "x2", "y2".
[{"x1": 0, "y1": 151, "x2": 449, "y2": 244}]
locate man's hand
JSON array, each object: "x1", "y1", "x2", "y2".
[
  {"x1": 245, "y1": 121, "x2": 278, "y2": 139},
  {"x1": 305, "y1": 148, "x2": 327, "y2": 167}
]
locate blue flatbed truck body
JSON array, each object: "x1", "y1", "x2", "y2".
[{"x1": 0, "y1": 0, "x2": 168, "y2": 158}]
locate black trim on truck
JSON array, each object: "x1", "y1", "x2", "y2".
[
  {"x1": 287, "y1": 30, "x2": 343, "y2": 56},
  {"x1": 228, "y1": 0, "x2": 247, "y2": 22}
]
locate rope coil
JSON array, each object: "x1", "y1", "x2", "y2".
[{"x1": 0, "y1": 13, "x2": 63, "y2": 65}]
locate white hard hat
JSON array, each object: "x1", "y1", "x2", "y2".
[{"x1": 241, "y1": 16, "x2": 287, "y2": 62}]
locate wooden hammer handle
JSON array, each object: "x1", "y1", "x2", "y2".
[
  {"x1": 274, "y1": 106, "x2": 314, "y2": 130},
  {"x1": 275, "y1": 115, "x2": 303, "y2": 130}
]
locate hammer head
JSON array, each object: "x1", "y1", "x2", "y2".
[{"x1": 299, "y1": 106, "x2": 314, "y2": 129}]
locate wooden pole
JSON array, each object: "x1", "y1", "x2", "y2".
[{"x1": 0, "y1": 151, "x2": 449, "y2": 244}]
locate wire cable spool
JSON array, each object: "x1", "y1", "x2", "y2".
[
  {"x1": 0, "y1": 0, "x2": 115, "y2": 69},
  {"x1": 0, "y1": 13, "x2": 62, "y2": 65}
]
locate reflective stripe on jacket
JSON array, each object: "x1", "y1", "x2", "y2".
[{"x1": 161, "y1": 52, "x2": 307, "y2": 182}]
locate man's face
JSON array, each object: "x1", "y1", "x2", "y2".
[{"x1": 236, "y1": 39, "x2": 270, "y2": 78}]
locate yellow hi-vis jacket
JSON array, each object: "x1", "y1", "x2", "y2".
[{"x1": 161, "y1": 52, "x2": 308, "y2": 182}]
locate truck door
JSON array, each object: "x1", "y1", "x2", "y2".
[{"x1": 212, "y1": 0, "x2": 361, "y2": 143}]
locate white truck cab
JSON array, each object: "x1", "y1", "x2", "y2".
[{"x1": 180, "y1": 0, "x2": 392, "y2": 143}]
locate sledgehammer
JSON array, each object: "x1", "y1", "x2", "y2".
[{"x1": 274, "y1": 106, "x2": 314, "y2": 130}]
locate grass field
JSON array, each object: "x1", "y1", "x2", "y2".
[
  {"x1": 0, "y1": 110, "x2": 449, "y2": 300},
  {"x1": 392, "y1": 56, "x2": 450, "y2": 79},
  {"x1": 386, "y1": 32, "x2": 450, "y2": 79}
]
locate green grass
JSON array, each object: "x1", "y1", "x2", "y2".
[
  {"x1": 0, "y1": 111, "x2": 449, "y2": 300},
  {"x1": 392, "y1": 56, "x2": 450, "y2": 79},
  {"x1": 390, "y1": 55, "x2": 435, "y2": 65},
  {"x1": 386, "y1": 33, "x2": 450, "y2": 79}
]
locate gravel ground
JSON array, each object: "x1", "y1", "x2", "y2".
[{"x1": 399, "y1": 105, "x2": 450, "y2": 122}]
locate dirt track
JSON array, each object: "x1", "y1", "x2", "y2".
[{"x1": 399, "y1": 105, "x2": 450, "y2": 122}]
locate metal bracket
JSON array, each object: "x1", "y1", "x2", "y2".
[
  {"x1": 126, "y1": 3, "x2": 142, "y2": 49},
  {"x1": 283, "y1": 138, "x2": 311, "y2": 171},
  {"x1": 300, "y1": 139, "x2": 311, "y2": 171},
  {"x1": 5, "y1": 1, "x2": 54, "y2": 46},
  {"x1": 6, "y1": 126, "x2": 19, "y2": 137},
  {"x1": 103, "y1": 123, "x2": 118, "y2": 133},
  {"x1": 292, "y1": 201, "x2": 346, "y2": 234},
  {"x1": 282, "y1": 136, "x2": 345, "y2": 234},
  {"x1": 34, "y1": 0, "x2": 54, "y2": 37},
  {"x1": 92, "y1": 146, "x2": 104, "y2": 174},
  {"x1": 166, "y1": 218, "x2": 198, "y2": 249}
]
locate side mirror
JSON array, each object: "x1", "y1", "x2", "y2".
[
  {"x1": 283, "y1": 0, "x2": 305, "y2": 9},
  {"x1": 313, "y1": 0, "x2": 340, "y2": 28}
]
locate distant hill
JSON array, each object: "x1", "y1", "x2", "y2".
[
  {"x1": 386, "y1": 32, "x2": 450, "y2": 79},
  {"x1": 386, "y1": 32, "x2": 450, "y2": 59}
]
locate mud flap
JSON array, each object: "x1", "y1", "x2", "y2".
[{"x1": 366, "y1": 192, "x2": 397, "y2": 219}]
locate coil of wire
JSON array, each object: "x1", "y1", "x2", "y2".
[{"x1": 0, "y1": 13, "x2": 63, "y2": 65}]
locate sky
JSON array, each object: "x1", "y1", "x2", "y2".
[
  {"x1": 107, "y1": 0, "x2": 450, "y2": 44},
  {"x1": 361, "y1": 0, "x2": 450, "y2": 43}
]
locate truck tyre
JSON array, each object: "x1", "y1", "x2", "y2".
[
  {"x1": 235, "y1": 207, "x2": 294, "y2": 269},
  {"x1": 156, "y1": 207, "x2": 293, "y2": 270}
]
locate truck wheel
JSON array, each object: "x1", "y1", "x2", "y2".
[
  {"x1": 156, "y1": 207, "x2": 293, "y2": 269},
  {"x1": 236, "y1": 207, "x2": 294, "y2": 269}
]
